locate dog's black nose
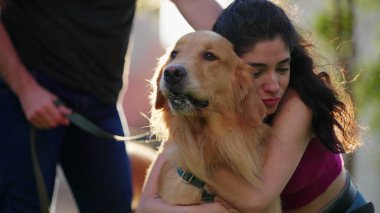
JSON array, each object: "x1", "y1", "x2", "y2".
[{"x1": 163, "y1": 65, "x2": 187, "y2": 85}]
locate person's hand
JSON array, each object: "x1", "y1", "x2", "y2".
[
  {"x1": 199, "y1": 202, "x2": 234, "y2": 213},
  {"x1": 136, "y1": 196, "x2": 232, "y2": 213},
  {"x1": 17, "y1": 81, "x2": 72, "y2": 129},
  {"x1": 214, "y1": 195, "x2": 240, "y2": 213}
]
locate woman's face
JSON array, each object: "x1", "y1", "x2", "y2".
[{"x1": 241, "y1": 36, "x2": 291, "y2": 115}]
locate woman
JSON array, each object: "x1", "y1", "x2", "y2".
[{"x1": 137, "y1": 0, "x2": 374, "y2": 212}]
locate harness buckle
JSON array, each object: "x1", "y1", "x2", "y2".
[{"x1": 181, "y1": 171, "x2": 194, "y2": 184}]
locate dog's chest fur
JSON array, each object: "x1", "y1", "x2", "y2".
[{"x1": 158, "y1": 112, "x2": 269, "y2": 205}]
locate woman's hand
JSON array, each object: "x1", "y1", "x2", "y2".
[
  {"x1": 136, "y1": 145, "x2": 233, "y2": 213},
  {"x1": 137, "y1": 195, "x2": 231, "y2": 213}
]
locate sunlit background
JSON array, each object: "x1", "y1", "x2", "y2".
[{"x1": 52, "y1": 0, "x2": 380, "y2": 212}]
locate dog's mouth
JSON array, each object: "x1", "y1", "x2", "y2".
[{"x1": 168, "y1": 92, "x2": 209, "y2": 110}]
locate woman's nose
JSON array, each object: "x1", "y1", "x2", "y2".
[{"x1": 263, "y1": 73, "x2": 280, "y2": 92}]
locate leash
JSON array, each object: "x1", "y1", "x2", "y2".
[
  {"x1": 31, "y1": 99, "x2": 157, "y2": 213},
  {"x1": 53, "y1": 99, "x2": 154, "y2": 142},
  {"x1": 31, "y1": 127, "x2": 50, "y2": 213}
]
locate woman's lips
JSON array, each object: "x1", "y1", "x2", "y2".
[{"x1": 262, "y1": 98, "x2": 281, "y2": 106}]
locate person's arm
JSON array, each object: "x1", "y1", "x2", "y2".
[
  {"x1": 208, "y1": 89, "x2": 314, "y2": 212},
  {"x1": 170, "y1": 0, "x2": 223, "y2": 30},
  {"x1": 136, "y1": 142, "x2": 231, "y2": 213},
  {"x1": 0, "y1": 22, "x2": 71, "y2": 128}
]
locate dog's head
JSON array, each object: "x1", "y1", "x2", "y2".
[{"x1": 151, "y1": 31, "x2": 267, "y2": 124}]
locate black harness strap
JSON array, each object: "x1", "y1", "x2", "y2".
[{"x1": 176, "y1": 167, "x2": 215, "y2": 203}]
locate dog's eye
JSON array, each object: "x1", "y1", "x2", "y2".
[
  {"x1": 204, "y1": 52, "x2": 218, "y2": 61},
  {"x1": 170, "y1": 51, "x2": 177, "y2": 59}
]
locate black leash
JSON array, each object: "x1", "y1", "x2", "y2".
[
  {"x1": 30, "y1": 127, "x2": 50, "y2": 213},
  {"x1": 53, "y1": 99, "x2": 154, "y2": 142},
  {"x1": 31, "y1": 99, "x2": 156, "y2": 213}
]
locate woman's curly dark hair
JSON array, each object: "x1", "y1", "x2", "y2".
[{"x1": 212, "y1": 0, "x2": 359, "y2": 153}]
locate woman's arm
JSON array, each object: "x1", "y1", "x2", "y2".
[
  {"x1": 208, "y1": 89, "x2": 314, "y2": 212},
  {"x1": 136, "y1": 142, "x2": 231, "y2": 213},
  {"x1": 137, "y1": 90, "x2": 313, "y2": 212},
  {"x1": 170, "y1": 0, "x2": 223, "y2": 30}
]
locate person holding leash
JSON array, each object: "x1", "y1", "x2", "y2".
[
  {"x1": 0, "y1": 0, "x2": 222, "y2": 212},
  {"x1": 137, "y1": 0, "x2": 374, "y2": 212}
]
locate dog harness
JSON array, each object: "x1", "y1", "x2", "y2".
[{"x1": 176, "y1": 167, "x2": 215, "y2": 203}]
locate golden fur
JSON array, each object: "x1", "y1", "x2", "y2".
[{"x1": 149, "y1": 31, "x2": 280, "y2": 212}]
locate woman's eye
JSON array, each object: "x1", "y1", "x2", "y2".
[
  {"x1": 170, "y1": 51, "x2": 177, "y2": 59},
  {"x1": 277, "y1": 68, "x2": 290, "y2": 73},
  {"x1": 204, "y1": 52, "x2": 218, "y2": 61},
  {"x1": 252, "y1": 71, "x2": 263, "y2": 78}
]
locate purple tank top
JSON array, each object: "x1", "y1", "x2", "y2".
[{"x1": 280, "y1": 138, "x2": 343, "y2": 210}]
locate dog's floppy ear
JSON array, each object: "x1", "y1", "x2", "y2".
[
  {"x1": 153, "y1": 69, "x2": 166, "y2": 109},
  {"x1": 235, "y1": 63, "x2": 267, "y2": 126},
  {"x1": 150, "y1": 60, "x2": 168, "y2": 109},
  {"x1": 150, "y1": 53, "x2": 169, "y2": 110}
]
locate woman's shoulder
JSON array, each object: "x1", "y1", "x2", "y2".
[
  {"x1": 271, "y1": 88, "x2": 313, "y2": 143},
  {"x1": 281, "y1": 88, "x2": 305, "y2": 107},
  {"x1": 276, "y1": 88, "x2": 311, "y2": 120}
]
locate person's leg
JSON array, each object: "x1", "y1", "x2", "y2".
[
  {"x1": 0, "y1": 80, "x2": 63, "y2": 213},
  {"x1": 60, "y1": 98, "x2": 133, "y2": 213}
]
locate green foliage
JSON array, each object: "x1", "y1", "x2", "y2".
[
  {"x1": 315, "y1": 13, "x2": 334, "y2": 44},
  {"x1": 314, "y1": 1, "x2": 354, "y2": 61},
  {"x1": 353, "y1": 63, "x2": 380, "y2": 130},
  {"x1": 357, "y1": 0, "x2": 380, "y2": 10},
  {"x1": 313, "y1": 0, "x2": 380, "y2": 131},
  {"x1": 136, "y1": 0, "x2": 160, "y2": 15}
]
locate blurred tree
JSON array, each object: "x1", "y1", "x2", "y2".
[
  {"x1": 351, "y1": 0, "x2": 380, "y2": 132},
  {"x1": 136, "y1": 0, "x2": 160, "y2": 16},
  {"x1": 314, "y1": 0, "x2": 380, "y2": 172},
  {"x1": 315, "y1": 0, "x2": 355, "y2": 77},
  {"x1": 354, "y1": 63, "x2": 380, "y2": 131}
]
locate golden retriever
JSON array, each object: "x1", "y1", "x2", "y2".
[{"x1": 149, "y1": 31, "x2": 280, "y2": 212}]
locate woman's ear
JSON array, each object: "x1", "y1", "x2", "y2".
[{"x1": 235, "y1": 63, "x2": 267, "y2": 126}]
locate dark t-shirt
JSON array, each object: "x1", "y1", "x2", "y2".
[{"x1": 3, "y1": 0, "x2": 136, "y2": 104}]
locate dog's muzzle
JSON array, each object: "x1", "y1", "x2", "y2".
[
  {"x1": 163, "y1": 64, "x2": 187, "y2": 87},
  {"x1": 162, "y1": 64, "x2": 209, "y2": 111}
]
